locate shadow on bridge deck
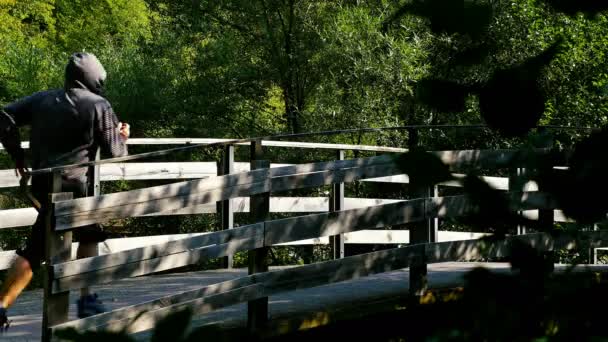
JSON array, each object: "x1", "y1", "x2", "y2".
[{"x1": 5, "y1": 262, "x2": 607, "y2": 341}]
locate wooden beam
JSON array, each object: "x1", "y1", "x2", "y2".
[
  {"x1": 50, "y1": 229, "x2": 608, "y2": 336},
  {"x1": 42, "y1": 173, "x2": 72, "y2": 342},
  {"x1": 52, "y1": 232, "x2": 264, "y2": 293},
  {"x1": 52, "y1": 223, "x2": 263, "y2": 279},
  {"x1": 248, "y1": 141, "x2": 270, "y2": 332},
  {"x1": 330, "y1": 149, "x2": 345, "y2": 259},
  {"x1": 54, "y1": 169, "x2": 271, "y2": 229},
  {"x1": 0, "y1": 208, "x2": 38, "y2": 228},
  {"x1": 50, "y1": 281, "x2": 263, "y2": 335},
  {"x1": 52, "y1": 155, "x2": 399, "y2": 229},
  {"x1": 264, "y1": 199, "x2": 426, "y2": 246},
  {"x1": 218, "y1": 145, "x2": 235, "y2": 268},
  {"x1": 51, "y1": 242, "x2": 424, "y2": 335}
]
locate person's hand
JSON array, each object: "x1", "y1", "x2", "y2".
[
  {"x1": 119, "y1": 122, "x2": 130, "y2": 140},
  {"x1": 15, "y1": 157, "x2": 27, "y2": 178}
]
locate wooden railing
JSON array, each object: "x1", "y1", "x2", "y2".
[{"x1": 0, "y1": 138, "x2": 597, "y2": 341}]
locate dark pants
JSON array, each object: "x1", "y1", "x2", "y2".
[{"x1": 15, "y1": 175, "x2": 105, "y2": 268}]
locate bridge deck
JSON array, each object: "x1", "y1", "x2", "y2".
[{"x1": 4, "y1": 262, "x2": 604, "y2": 341}]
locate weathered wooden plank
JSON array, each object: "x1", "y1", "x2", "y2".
[
  {"x1": 54, "y1": 170, "x2": 271, "y2": 229},
  {"x1": 0, "y1": 250, "x2": 17, "y2": 270},
  {"x1": 52, "y1": 155, "x2": 394, "y2": 221},
  {"x1": 441, "y1": 174, "x2": 509, "y2": 190},
  {"x1": 3, "y1": 138, "x2": 409, "y2": 153},
  {"x1": 0, "y1": 141, "x2": 29, "y2": 150},
  {"x1": 425, "y1": 192, "x2": 558, "y2": 219},
  {"x1": 430, "y1": 148, "x2": 556, "y2": 170},
  {"x1": 51, "y1": 282, "x2": 263, "y2": 335},
  {"x1": 100, "y1": 162, "x2": 218, "y2": 181},
  {"x1": 124, "y1": 138, "x2": 409, "y2": 153},
  {"x1": 330, "y1": 149, "x2": 345, "y2": 259},
  {"x1": 425, "y1": 232, "x2": 558, "y2": 263},
  {"x1": 269, "y1": 154, "x2": 396, "y2": 178},
  {"x1": 218, "y1": 145, "x2": 236, "y2": 268},
  {"x1": 522, "y1": 210, "x2": 572, "y2": 223},
  {"x1": 248, "y1": 142, "x2": 270, "y2": 331},
  {"x1": 53, "y1": 223, "x2": 263, "y2": 279},
  {"x1": 42, "y1": 176, "x2": 72, "y2": 342},
  {"x1": 259, "y1": 140, "x2": 408, "y2": 153},
  {"x1": 54, "y1": 155, "x2": 401, "y2": 229},
  {"x1": 0, "y1": 207, "x2": 38, "y2": 228},
  {"x1": 274, "y1": 230, "x2": 492, "y2": 245},
  {"x1": 0, "y1": 198, "x2": 400, "y2": 230},
  {"x1": 52, "y1": 232, "x2": 264, "y2": 293},
  {"x1": 0, "y1": 197, "x2": 397, "y2": 231},
  {"x1": 264, "y1": 199, "x2": 426, "y2": 246},
  {"x1": 54, "y1": 168, "x2": 270, "y2": 216},
  {"x1": 51, "y1": 229, "x2": 607, "y2": 336},
  {"x1": 271, "y1": 162, "x2": 403, "y2": 194},
  {"x1": 51, "y1": 242, "x2": 423, "y2": 335}
]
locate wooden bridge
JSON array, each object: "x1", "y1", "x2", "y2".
[{"x1": 0, "y1": 134, "x2": 605, "y2": 341}]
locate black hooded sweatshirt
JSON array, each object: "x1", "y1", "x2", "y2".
[{"x1": 0, "y1": 53, "x2": 128, "y2": 181}]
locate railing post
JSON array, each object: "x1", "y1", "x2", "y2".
[
  {"x1": 42, "y1": 171, "x2": 73, "y2": 342},
  {"x1": 329, "y1": 149, "x2": 345, "y2": 259},
  {"x1": 537, "y1": 128, "x2": 555, "y2": 269},
  {"x1": 407, "y1": 128, "x2": 434, "y2": 299},
  {"x1": 88, "y1": 148, "x2": 101, "y2": 197},
  {"x1": 409, "y1": 184, "x2": 434, "y2": 299},
  {"x1": 509, "y1": 167, "x2": 526, "y2": 235},
  {"x1": 217, "y1": 144, "x2": 235, "y2": 268},
  {"x1": 248, "y1": 140, "x2": 269, "y2": 333}
]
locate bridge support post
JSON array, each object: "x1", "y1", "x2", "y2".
[
  {"x1": 218, "y1": 144, "x2": 235, "y2": 268},
  {"x1": 537, "y1": 129, "x2": 555, "y2": 269},
  {"x1": 509, "y1": 167, "x2": 526, "y2": 235},
  {"x1": 248, "y1": 140, "x2": 269, "y2": 333},
  {"x1": 407, "y1": 129, "x2": 436, "y2": 300},
  {"x1": 329, "y1": 149, "x2": 345, "y2": 259},
  {"x1": 42, "y1": 171, "x2": 73, "y2": 342},
  {"x1": 409, "y1": 184, "x2": 435, "y2": 299}
]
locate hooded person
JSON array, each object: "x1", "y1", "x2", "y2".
[{"x1": 0, "y1": 52, "x2": 130, "y2": 327}]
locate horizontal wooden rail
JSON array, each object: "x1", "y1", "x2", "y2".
[
  {"x1": 50, "y1": 229, "x2": 607, "y2": 335},
  {"x1": 52, "y1": 155, "x2": 401, "y2": 229},
  {"x1": 49, "y1": 191, "x2": 556, "y2": 293},
  {"x1": 1, "y1": 138, "x2": 409, "y2": 153},
  {"x1": 51, "y1": 223, "x2": 264, "y2": 293},
  {"x1": 5, "y1": 195, "x2": 566, "y2": 230},
  {"x1": 50, "y1": 149, "x2": 564, "y2": 230},
  {"x1": 0, "y1": 230, "x2": 492, "y2": 272},
  {"x1": 0, "y1": 163, "x2": 538, "y2": 189}
]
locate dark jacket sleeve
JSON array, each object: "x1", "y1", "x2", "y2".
[
  {"x1": 95, "y1": 102, "x2": 128, "y2": 158},
  {"x1": 0, "y1": 109, "x2": 24, "y2": 162},
  {"x1": 0, "y1": 93, "x2": 37, "y2": 162}
]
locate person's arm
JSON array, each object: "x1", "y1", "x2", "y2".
[
  {"x1": 1, "y1": 95, "x2": 37, "y2": 176},
  {"x1": 95, "y1": 102, "x2": 128, "y2": 158},
  {"x1": 0, "y1": 109, "x2": 25, "y2": 175}
]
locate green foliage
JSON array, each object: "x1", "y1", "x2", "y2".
[{"x1": 0, "y1": 0, "x2": 607, "y2": 322}]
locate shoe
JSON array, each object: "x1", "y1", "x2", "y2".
[
  {"x1": 77, "y1": 293, "x2": 107, "y2": 318},
  {"x1": 0, "y1": 307, "x2": 10, "y2": 332}
]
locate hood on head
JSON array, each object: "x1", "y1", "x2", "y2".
[{"x1": 64, "y1": 53, "x2": 107, "y2": 95}]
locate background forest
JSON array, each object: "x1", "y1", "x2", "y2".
[
  {"x1": 0, "y1": 0, "x2": 607, "y2": 265},
  {"x1": 3, "y1": 1, "x2": 608, "y2": 340}
]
